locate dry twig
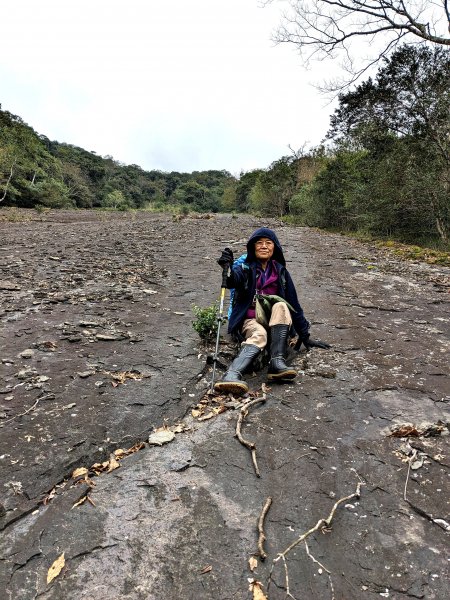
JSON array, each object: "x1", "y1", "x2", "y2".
[
  {"x1": 257, "y1": 496, "x2": 272, "y2": 559},
  {"x1": 0, "y1": 398, "x2": 40, "y2": 427},
  {"x1": 235, "y1": 388, "x2": 267, "y2": 477}
]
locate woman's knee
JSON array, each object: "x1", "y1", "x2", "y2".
[{"x1": 269, "y1": 302, "x2": 292, "y2": 326}]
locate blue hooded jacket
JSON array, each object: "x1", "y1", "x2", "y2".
[{"x1": 227, "y1": 227, "x2": 310, "y2": 339}]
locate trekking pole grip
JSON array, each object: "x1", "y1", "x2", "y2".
[{"x1": 221, "y1": 264, "x2": 228, "y2": 288}]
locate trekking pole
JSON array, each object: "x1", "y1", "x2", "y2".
[{"x1": 210, "y1": 262, "x2": 229, "y2": 392}]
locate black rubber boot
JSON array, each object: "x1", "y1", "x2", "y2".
[
  {"x1": 214, "y1": 344, "x2": 260, "y2": 395},
  {"x1": 267, "y1": 325, "x2": 297, "y2": 380}
]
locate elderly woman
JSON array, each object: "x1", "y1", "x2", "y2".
[{"x1": 214, "y1": 227, "x2": 323, "y2": 395}]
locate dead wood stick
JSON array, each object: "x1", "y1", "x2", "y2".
[
  {"x1": 235, "y1": 394, "x2": 267, "y2": 477},
  {"x1": 0, "y1": 397, "x2": 40, "y2": 427},
  {"x1": 257, "y1": 496, "x2": 272, "y2": 559}
]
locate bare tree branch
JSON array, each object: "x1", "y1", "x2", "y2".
[{"x1": 265, "y1": 1, "x2": 449, "y2": 89}]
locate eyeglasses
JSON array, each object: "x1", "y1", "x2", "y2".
[{"x1": 255, "y1": 240, "x2": 274, "y2": 248}]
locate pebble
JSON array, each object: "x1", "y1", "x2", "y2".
[
  {"x1": 17, "y1": 368, "x2": 36, "y2": 380},
  {"x1": 19, "y1": 349, "x2": 34, "y2": 359},
  {"x1": 78, "y1": 371, "x2": 94, "y2": 378}
]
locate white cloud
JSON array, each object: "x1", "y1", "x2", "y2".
[{"x1": 1, "y1": 0, "x2": 336, "y2": 172}]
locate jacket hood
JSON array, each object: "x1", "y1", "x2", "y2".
[{"x1": 245, "y1": 227, "x2": 286, "y2": 266}]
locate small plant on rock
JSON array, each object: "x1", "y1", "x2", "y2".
[{"x1": 192, "y1": 303, "x2": 219, "y2": 341}]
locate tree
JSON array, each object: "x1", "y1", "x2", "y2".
[
  {"x1": 103, "y1": 189, "x2": 127, "y2": 210},
  {"x1": 267, "y1": 1, "x2": 450, "y2": 88},
  {"x1": 259, "y1": 156, "x2": 298, "y2": 217},
  {"x1": 221, "y1": 181, "x2": 238, "y2": 212},
  {"x1": 328, "y1": 45, "x2": 450, "y2": 241},
  {"x1": 235, "y1": 169, "x2": 264, "y2": 213}
]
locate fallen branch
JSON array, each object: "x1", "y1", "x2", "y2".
[
  {"x1": 257, "y1": 496, "x2": 272, "y2": 559},
  {"x1": 268, "y1": 482, "x2": 362, "y2": 596},
  {"x1": 0, "y1": 392, "x2": 56, "y2": 428},
  {"x1": 0, "y1": 397, "x2": 40, "y2": 427},
  {"x1": 235, "y1": 388, "x2": 267, "y2": 477}
]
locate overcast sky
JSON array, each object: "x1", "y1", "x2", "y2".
[{"x1": 2, "y1": 0, "x2": 337, "y2": 174}]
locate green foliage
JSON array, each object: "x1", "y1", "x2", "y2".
[
  {"x1": 0, "y1": 106, "x2": 236, "y2": 213},
  {"x1": 191, "y1": 303, "x2": 219, "y2": 340},
  {"x1": 326, "y1": 44, "x2": 449, "y2": 242}
]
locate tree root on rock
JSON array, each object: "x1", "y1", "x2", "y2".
[
  {"x1": 235, "y1": 385, "x2": 268, "y2": 478},
  {"x1": 267, "y1": 481, "x2": 363, "y2": 599}
]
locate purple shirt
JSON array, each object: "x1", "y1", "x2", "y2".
[{"x1": 246, "y1": 260, "x2": 279, "y2": 319}]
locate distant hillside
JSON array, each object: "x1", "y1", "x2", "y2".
[{"x1": 0, "y1": 106, "x2": 236, "y2": 212}]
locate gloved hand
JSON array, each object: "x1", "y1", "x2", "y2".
[
  {"x1": 217, "y1": 247, "x2": 234, "y2": 268},
  {"x1": 294, "y1": 335, "x2": 331, "y2": 351}
]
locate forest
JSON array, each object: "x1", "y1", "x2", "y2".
[{"x1": 1, "y1": 44, "x2": 449, "y2": 247}]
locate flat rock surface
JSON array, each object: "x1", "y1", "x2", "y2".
[{"x1": 0, "y1": 210, "x2": 449, "y2": 600}]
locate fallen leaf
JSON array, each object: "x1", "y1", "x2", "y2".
[
  {"x1": 249, "y1": 579, "x2": 268, "y2": 600},
  {"x1": 72, "y1": 467, "x2": 88, "y2": 479},
  {"x1": 72, "y1": 495, "x2": 88, "y2": 509},
  {"x1": 249, "y1": 556, "x2": 258, "y2": 572},
  {"x1": 47, "y1": 552, "x2": 65, "y2": 584},
  {"x1": 113, "y1": 441, "x2": 145, "y2": 459},
  {"x1": 43, "y1": 488, "x2": 57, "y2": 505},
  {"x1": 191, "y1": 409, "x2": 202, "y2": 418},
  {"x1": 198, "y1": 412, "x2": 216, "y2": 421},
  {"x1": 200, "y1": 565, "x2": 212, "y2": 574},
  {"x1": 411, "y1": 455, "x2": 425, "y2": 470},
  {"x1": 106, "y1": 454, "x2": 120, "y2": 472},
  {"x1": 170, "y1": 422, "x2": 188, "y2": 434},
  {"x1": 390, "y1": 425, "x2": 420, "y2": 437},
  {"x1": 148, "y1": 429, "x2": 175, "y2": 446}
]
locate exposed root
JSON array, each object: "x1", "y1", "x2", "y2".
[
  {"x1": 304, "y1": 541, "x2": 335, "y2": 600},
  {"x1": 267, "y1": 482, "x2": 362, "y2": 597},
  {"x1": 235, "y1": 386, "x2": 268, "y2": 477},
  {"x1": 403, "y1": 448, "x2": 418, "y2": 501}
]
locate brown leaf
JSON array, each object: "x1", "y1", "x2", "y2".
[
  {"x1": 170, "y1": 423, "x2": 188, "y2": 434},
  {"x1": 249, "y1": 556, "x2": 258, "y2": 572},
  {"x1": 106, "y1": 454, "x2": 120, "y2": 472},
  {"x1": 198, "y1": 412, "x2": 216, "y2": 422},
  {"x1": 43, "y1": 487, "x2": 56, "y2": 505},
  {"x1": 249, "y1": 580, "x2": 268, "y2": 600},
  {"x1": 72, "y1": 467, "x2": 88, "y2": 479},
  {"x1": 390, "y1": 425, "x2": 420, "y2": 437},
  {"x1": 47, "y1": 552, "x2": 65, "y2": 584}
]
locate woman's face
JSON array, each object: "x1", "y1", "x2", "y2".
[{"x1": 255, "y1": 237, "x2": 274, "y2": 263}]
